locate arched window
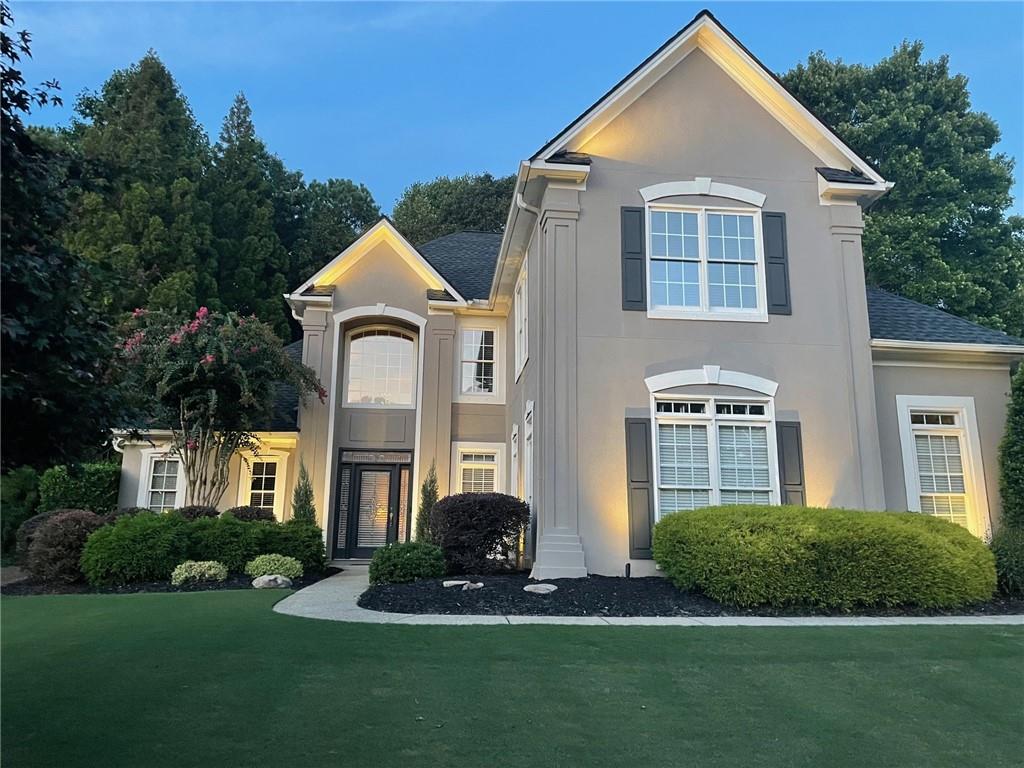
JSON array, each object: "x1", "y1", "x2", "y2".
[{"x1": 344, "y1": 327, "x2": 417, "y2": 407}]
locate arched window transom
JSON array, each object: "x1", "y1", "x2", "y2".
[{"x1": 344, "y1": 327, "x2": 417, "y2": 408}]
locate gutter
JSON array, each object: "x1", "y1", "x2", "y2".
[{"x1": 870, "y1": 338, "x2": 1024, "y2": 356}]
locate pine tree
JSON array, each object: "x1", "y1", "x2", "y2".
[
  {"x1": 416, "y1": 461, "x2": 439, "y2": 542},
  {"x1": 999, "y1": 366, "x2": 1024, "y2": 529},
  {"x1": 209, "y1": 94, "x2": 290, "y2": 337},
  {"x1": 292, "y1": 459, "x2": 317, "y2": 525}
]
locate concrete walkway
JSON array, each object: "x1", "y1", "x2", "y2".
[{"x1": 272, "y1": 567, "x2": 1024, "y2": 627}]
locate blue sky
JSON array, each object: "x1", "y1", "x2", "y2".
[{"x1": 14, "y1": 1, "x2": 1024, "y2": 214}]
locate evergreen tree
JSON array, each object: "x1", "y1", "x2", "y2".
[
  {"x1": 209, "y1": 94, "x2": 290, "y2": 337},
  {"x1": 63, "y1": 51, "x2": 217, "y2": 317},
  {"x1": 999, "y1": 366, "x2": 1024, "y2": 529},
  {"x1": 291, "y1": 178, "x2": 379, "y2": 285},
  {"x1": 392, "y1": 173, "x2": 515, "y2": 245},
  {"x1": 291, "y1": 459, "x2": 317, "y2": 525},
  {"x1": 416, "y1": 461, "x2": 439, "y2": 542},
  {"x1": 783, "y1": 43, "x2": 1024, "y2": 336}
]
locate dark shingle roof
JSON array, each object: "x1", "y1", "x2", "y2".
[
  {"x1": 418, "y1": 231, "x2": 504, "y2": 301},
  {"x1": 265, "y1": 340, "x2": 304, "y2": 431},
  {"x1": 866, "y1": 288, "x2": 1023, "y2": 347},
  {"x1": 816, "y1": 166, "x2": 875, "y2": 184}
]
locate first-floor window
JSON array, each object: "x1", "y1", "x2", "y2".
[
  {"x1": 510, "y1": 424, "x2": 520, "y2": 499},
  {"x1": 147, "y1": 457, "x2": 181, "y2": 511},
  {"x1": 655, "y1": 397, "x2": 776, "y2": 516},
  {"x1": 248, "y1": 461, "x2": 278, "y2": 512},
  {"x1": 458, "y1": 452, "x2": 497, "y2": 493},
  {"x1": 523, "y1": 403, "x2": 534, "y2": 507}
]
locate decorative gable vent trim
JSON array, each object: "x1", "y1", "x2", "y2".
[{"x1": 639, "y1": 178, "x2": 766, "y2": 208}]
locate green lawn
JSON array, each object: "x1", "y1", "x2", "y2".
[{"x1": 2, "y1": 592, "x2": 1022, "y2": 767}]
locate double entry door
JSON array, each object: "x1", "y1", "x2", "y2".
[{"x1": 332, "y1": 450, "x2": 412, "y2": 559}]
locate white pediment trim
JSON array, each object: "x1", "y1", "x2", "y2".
[
  {"x1": 640, "y1": 178, "x2": 766, "y2": 207},
  {"x1": 645, "y1": 365, "x2": 779, "y2": 396}
]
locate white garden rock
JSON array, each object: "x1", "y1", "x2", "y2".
[
  {"x1": 442, "y1": 580, "x2": 470, "y2": 588},
  {"x1": 461, "y1": 582, "x2": 484, "y2": 591},
  {"x1": 252, "y1": 574, "x2": 293, "y2": 589},
  {"x1": 524, "y1": 583, "x2": 557, "y2": 594}
]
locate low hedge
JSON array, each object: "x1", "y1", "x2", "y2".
[
  {"x1": 26, "y1": 510, "x2": 105, "y2": 583},
  {"x1": 652, "y1": 505, "x2": 996, "y2": 609},
  {"x1": 174, "y1": 505, "x2": 219, "y2": 521},
  {"x1": 224, "y1": 505, "x2": 275, "y2": 522},
  {"x1": 38, "y1": 463, "x2": 120, "y2": 515},
  {"x1": 991, "y1": 527, "x2": 1024, "y2": 596},
  {"x1": 369, "y1": 542, "x2": 445, "y2": 585},
  {"x1": 80, "y1": 513, "x2": 326, "y2": 586},
  {"x1": 81, "y1": 513, "x2": 192, "y2": 586}
]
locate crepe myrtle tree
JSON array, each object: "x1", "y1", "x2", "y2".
[{"x1": 118, "y1": 307, "x2": 324, "y2": 507}]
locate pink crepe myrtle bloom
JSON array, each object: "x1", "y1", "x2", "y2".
[
  {"x1": 131, "y1": 307, "x2": 148, "y2": 318},
  {"x1": 201, "y1": 354, "x2": 215, "y2": 365},
  {"x1": 168, "y1": 332, "x2": 183, "y2": 345},
  {"x1": 317, "y1": 385, "x2": 328, "y2": 404},
  {"x1": 121, "y1": 330, "x2": 145, "y2": 354},
  {"x1": 185, "y1": 439, "x2": 197, "y2": 450}
]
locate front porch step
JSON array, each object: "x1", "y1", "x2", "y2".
[{"x1": 330, "y1": 559, "x2": 372, "y2": 568}]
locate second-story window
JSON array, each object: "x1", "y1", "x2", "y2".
[
  {"x1": 648, "y1": 206, "x2": 766, "y2": 320},
  {"x1": 514, "y1": 256, "x2": 528, "y2": 378},
  {"x1": 344, "y1": 326, "x2": 416, "y2": 408},
  {"x1": 460, "y1": 329, "x2": 495, "y2": 395}
]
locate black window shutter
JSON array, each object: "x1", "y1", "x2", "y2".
[
  {"x1": 624, "y1": 417, "x2": 655, "y2": 558},
  {"x1": 621, "y1": 207, "x2": 646, "y2": 310},
  {"x1": 762, "y1": 211, "x2": 792, "y2": 315},
  {"x1": 776, "y1": 421, "x2": 805, "y2": 505}
]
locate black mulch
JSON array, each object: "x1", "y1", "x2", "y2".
[
  {"x1": 1, "y1": 567, "x2": 343, "y2": 597},
  {"x1": 358, "y1": 573, "x2": 1024, "y2": 617}
]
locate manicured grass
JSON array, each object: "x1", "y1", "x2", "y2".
[{"x1": 3, "y1": 592, "x2": 1022, "y2": 767}]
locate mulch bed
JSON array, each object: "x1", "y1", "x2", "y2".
[
  {"x1": 358, "y1": 573, "x2": 1024, "y2": 617},
  {"x1": 0, "y1": 567, "x2": 342, "y2": 597}
]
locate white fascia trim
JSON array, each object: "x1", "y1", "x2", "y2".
[
  {"x1": 645, "y1": 365, "x2": 779, "y2": 396},
  {"x1": 895, "y1": 394, "x2": 991, "y2": 539},
  {"x1": 640, "y1": 178, "x2": 766, "y2": 207},
  {"x1": 871, "y1": 338, "x2": 1024, "y2": 355},
  {"x1": 292, "y1": 219, "x2": 467, "y2": 304},
  {"x1": 285, "y1": 293, "x2": 333, "y2": 304}
]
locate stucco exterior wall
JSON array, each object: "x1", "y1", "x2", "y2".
[{"x1": 873, "y1": 362, "x2": 1013, "y2": 528}]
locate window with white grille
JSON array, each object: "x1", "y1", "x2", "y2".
[
  {"x1": 654, "y1": 397, "x2": 777, "y2": 517},
  {"x1": 344, "y1": 327, "x2": 416, "y2": 407},
  {"x1": 147, "y1": 458, "x2": 181, "y2": 511},
  {"x1": 451, "y1": 442, "x2": 506, "y2": 495},
  {"x1": 248, "y1": 461, "x2": 278, "y2": 512},
  {"x1": 460, "y1": 329, "x2": 495, "y2": 395}
]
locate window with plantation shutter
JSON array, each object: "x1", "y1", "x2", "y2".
[
  {"x1": 914, "y1": 433, "x2": 968, "y2": 527},
  {"x1": 451, "y1": 442, "x2": 506, "y2": 496},
  {"x1": 717, "y1": 425, "x2": 772, "y2": 504},
  {"x1": 657, "y1": 423, "x2": 711, "y2": 513}
]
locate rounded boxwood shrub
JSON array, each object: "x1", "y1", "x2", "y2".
[
  {"x1": 224, "y1": 505, "x2": 275, "y2": 522},
  {"x1": 991, "y1": 527, "x2": 1024, "y2": 596},
  {"x1": 16, "y1": 509, "x2": 61, "y2": 561},
  {"x1": 652, "y1": 505, "x2": 996, "y2": 610},
  {"x1": 80, "y1": 513, "x2": 191, "y2": 586},
  {"x1": 253, "y1": 520, "x2": 326, "y2": 572},
  {"x1": 103, "y1": 506, "x2": 153, "y2": 525},
  {"x1": 369, "y1": 542, "x2": 445, "y2": 585},
  {"x1": 244, "y1": 553, "x2": 303, "y2": 580},
  {"x1": 170, "y1": 560, "x2": 229, "y2": 587},
  {"x1": 26, "y1": 510, "x2": 104, "y2": 583},
  {"x1": 188, "y1": 515, "x2": 260, "y2": 572},
  {"x1": 429, "y1": 493, "x2": 530, "y2": 574},
  {"x1": 174, "y1": 505, "x2": 219, "y2": 521}
]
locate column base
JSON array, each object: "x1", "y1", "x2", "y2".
[{"x1": 529, "y1": 531, "x2": 587, "y2": 580}]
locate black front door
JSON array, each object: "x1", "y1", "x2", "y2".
[{"x1": 332, "y1": 453, "x2": 412, "y2": 559}]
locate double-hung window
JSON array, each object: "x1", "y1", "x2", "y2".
[
  {"x1": 138, "y1": 449, "x2": 185, "y2": 512},
  {"x1": 654, "y1": 397, "x2": 777, "y2": 517},
  {"x1": 451, "y1": 442, "x2": 506, "y2": 495},
  {"x1": 248, "y1": 461, "x2": 278, "y2": 513},
  {"x1": 648, "y1": 206, "x2": 766, "y2": 320},
  {"x1": 514, "y1": 257, "x2": 529, "y2": 378}
]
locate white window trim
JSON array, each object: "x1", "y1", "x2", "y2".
[
  {"x1": 342, "y1": 324, "x2": 418, "y2": 410},
  {"x1": 514, "y1": 256, "x2": 529, "y2": 380},
  {"x1": 650, "y1": 393, "x2": 780, "y2": 520},
  {"x1": 137, "y1": 445, "x2": 186, "y2": 510},
  {"x1": 510, "y1": 423, "x2": 520, "y2": 500},
  {"x1": 236, "y1": 449, "x2": 291, "y2": 521},
  {"x1": 453, "y1": 315, "x2": 505, "y2": 404},
  {"x1": 449, "y1": 441, "x2": 507, "y2": 495},
  {"x1": 645, "y1": 203, "x2": 769, "y2": 323},
  {"x1": 895, "y1": 395, "x2": 991, "y2": 539},
  {"x1": 523, "y1": 400, "x2": 534, "y2": 508}
]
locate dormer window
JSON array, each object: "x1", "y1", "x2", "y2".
[{"x1": 647, "y1": 205, "x2": 768, "y2": 321}]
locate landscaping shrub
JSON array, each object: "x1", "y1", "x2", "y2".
[
  {"x1": 174, "y1": 505, "x2": 219, "y2": 521},
  {"x1": 652, "y1": 505, "x2": 996, "y2": 609},
  {"x1": 369, "y1": 542, "x2": 445, "y2": 585},
  {"x1": 998, "y1": 365, "x2": 1024, "y2": 528},
  {"x1": 416, "y1": 461, "x2": 439, "y2": 543},
  {"x1": 15, "y1": 510, "x2": 60, "y2": 561},
  {"x1": 170, "y1": 560, "x2": 228, "y2": 587},
  {"x1": 1, "y1": 467, "x2": 39, "y2": 554},
  {"x1": 103, "y1": 507, "x2": 153, "y2": 524},
  {"x1": 26, "y1": 510, "x2": 104, "y2": 583},
  {"x1": 188, "y1": 515, "x2": 260, "y2": 572},
  {"x1": 291, "y1": 459, "x2": 317, "y2": 524},
  {"x1": 244, "y1": 553, "x2": 303, "y2": 580},
  {"x1": 80, "y1": 513, "x2": 191, "y2": 586},
  {"x1": 224, "y1": 505, "x2": 275, "y2": 522},
  {"x1": 254, "y1": 520, "x2": 326, "y2": 572},
  {"x1": 38, "y1": 463, "x2": 120, "y2": 514},
  {"x1": 429, "y1": 493, "x2": 530, "y2": 574},
  {"x1": 991, "y1": 526, "x2": 1024, "y2": 596}
]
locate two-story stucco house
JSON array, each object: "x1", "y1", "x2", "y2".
[{"x1": 116, "y1": 10, "x2": 1023, "y2": 578}]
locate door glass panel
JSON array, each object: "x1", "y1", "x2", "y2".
[
  {"x1": 357, "y1": 470, "x2": 391, "y2": 548},
  {"x1": 398, "y1": 466, "x2": 410, "y2": 543}
]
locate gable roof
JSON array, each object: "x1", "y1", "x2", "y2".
[
  {"x1": 531, "y1": 9, "x2": 885, "y2": 187},
  {"x1": 291, "y1": 218, "x2": 466, "y2": 303},
  {"x1": 418, "y1": 231, "x2": 503, "y2": 301},
  {"x1": 866, "y1": 288, "x2": 1023, "y2": 348}
]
